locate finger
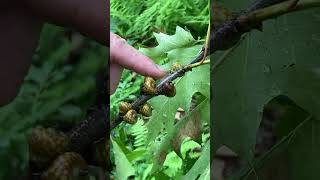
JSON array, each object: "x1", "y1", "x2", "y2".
[
  {"x1": 110, "y1": 32, "x2": 165, "y2": 79},
  {"x1": 109, "y1": 63, "x2": 123, "y2": 94},
  {"x1": 23, "y1": 0, "x2": 108, "y2": 45}
]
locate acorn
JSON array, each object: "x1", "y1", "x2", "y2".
[
  {"x1": 123, "y1": 109, "x2": 137, "y2": 124},
  {"x1": 41, "y1": 152, "x2": 89, "y2": 180},
  {"x1": 141, "y1": 77, "x2": 157, "y2": 95},
  {"x1": 28, "y1": 126, "x2": 69, "y2": 168},
  {"x1": 139, "y1": 103, "x2": 153, "y2": 117},
  {"x1": 161, "y1": 82, "x2": 176, "y2": 97},
  {"x1": 170, "y1": 62, "x2": 182, "y2": 73},
  {"x1": 119, "y1": 101, "x2": 132, "y2": 115}
]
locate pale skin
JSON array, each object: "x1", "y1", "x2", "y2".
[{"x1": 0, "y1": 0, "x2": 165, "y2": 106}]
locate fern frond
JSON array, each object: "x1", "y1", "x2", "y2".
[
  {"x1": 110, "y1": 0, "x2": 209, "y2": 46},
  {"x1": 129, "y1": 118, "x2": 148, "y2": 150}
]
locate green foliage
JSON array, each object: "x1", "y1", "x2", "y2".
[
  {"x1": 141, "y1": 28, "x2": 209, "y2": 175},
  {"x1": 182, "y1": 141, "x2": 210, "y2": 180},
  {"x1": 145, "y1": 27, "x2": 209, "y2": 141},
  {"x1": 0, "y1": 24, "x2": 106, "y2": 179},
  {"x1": 180, "y1": 137, "x2": 201, "y2": 159},
  {"x1": 128, "y1": 118, "x2": 149, "y2": 150},
  {"x1": 162, "y1": 151, "x2": 183, "y2": 177},
  {"x1": 213, "y1": 0, "x2": 320, "y2": 179},
  {"x1": 110, "y1": 0, "x2": 209, "y2": 46},
  {"x1": 111, "y1": 137, "x2": 136, "y2": 179},
  {"x1": 139, "y1": 26, "x2": 199, "y2": 63},
  {"x1": 111, "y1": 26, "x2": 210, "y2": 179},
  {"x1": 110, "y1": 0, "x2": 210, "y2": 178}
]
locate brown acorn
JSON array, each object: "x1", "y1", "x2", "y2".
[
  {"x1": 41, "y1": 152, "x2": 89, "y2": 180},
  {"x1": 123, "y1": 109, "x2": 137, "y2": 124},
  {"x1": 139, "y1": 103, "x2": 153, "y2": 117},
  {"x1": 141, "y1": 77, "x2": 157, "y2": 95},
  {"x1": 28, "y1": 126, "x2": 69, "y2": 168},
  {"x1": 119, "y1": 101, "x2": 132, "y2": 115},
  {"x1": 161, "y1": 82, "x2": 176, "y2": 97}
]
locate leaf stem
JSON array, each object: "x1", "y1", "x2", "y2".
[{"x1": 186, "y1": 59, "x2": 210, "y2": 69}]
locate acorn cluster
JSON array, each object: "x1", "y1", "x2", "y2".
[
  {"x1": 119, "y1": 76, "x2": 176, "y2": 124},
  {"x1": 28, "y1": 126, "x2": 106, "y2": 180},
  {"x1": 27, "y1": 127, "x2": 87, "y2": 180},
  {"x1": 28, "y1": 127, "x2": 69, "y2": 168},
  {"x1": 119, "y1": 101, "x2": 153, "y2": 124}
]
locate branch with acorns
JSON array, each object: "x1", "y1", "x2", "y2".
[
  {"x1": 111, "y1": 0, "x2": 320, "y2": 130},
  {"x1": 26, "y1": 70, "x2": 109, "y2": 180},
  {"x1": 111, "y1": 54, "x2": 210, "y2": 129}
]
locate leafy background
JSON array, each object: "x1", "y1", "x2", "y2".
[
  {"x1": 0, "y1": 24, "x2": 107, "y2": 179},
  {"x1": 110, "y1": 0, "x2": 210, "y2": 179},
  {"x1": 212, "y1": 0, "x2": 320, "y2": 179}
]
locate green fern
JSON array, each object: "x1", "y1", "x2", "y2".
[
  {"x1": 110, "y1": 0, "x2": 209, "y2": 46},
  {"x1": 128, "y1": 118, "x2": 149, "y2": 150},
  {"x1": 0, "y1": 24, "x2": 106, "y2": 179}
]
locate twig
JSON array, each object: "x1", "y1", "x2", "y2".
[
  {"x1": 111, "y1": 50, "x2": 209, "y2": 130},
  {"x1": 210, "y1": 0, "x2": 320, "y2": 53},
  {"x1": 199, "y1": 23, "x2": 211, "y2": 64},
  {"x1": 67, "y1": 71, "x2": 108, "y2": 154},
  {"x1": 186, "y1": 59, "x2": 210, "y2": 69},
  {"x1": 246, "y1": 0, "x2": 320, "y2": 22}
]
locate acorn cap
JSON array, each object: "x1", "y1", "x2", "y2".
[
  {"x1": 142, "y1": 77, "x2": 157, "y2": 95},
  {"x1": 123, "y1": 109, "x2": 137, "y2": 124},
  {"x1": 119, "y1": 101, "x2": 132, "y2": 115},
  {"x1": 139, "y1": 103, "x2": 153, "y2": 117},
  {"x1": 28, "y1": 126, "x2": 69, "y2": 168},
  {"x1": 41, "y1": 152, "x2": 88, "y2": 180},
  {"x1": 170, "y1": 62, "x2": 182, "y2": 73}
]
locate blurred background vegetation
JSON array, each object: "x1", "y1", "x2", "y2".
[{"x1": 0, "y1": 24, "x2": 107, "y2": 179}]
